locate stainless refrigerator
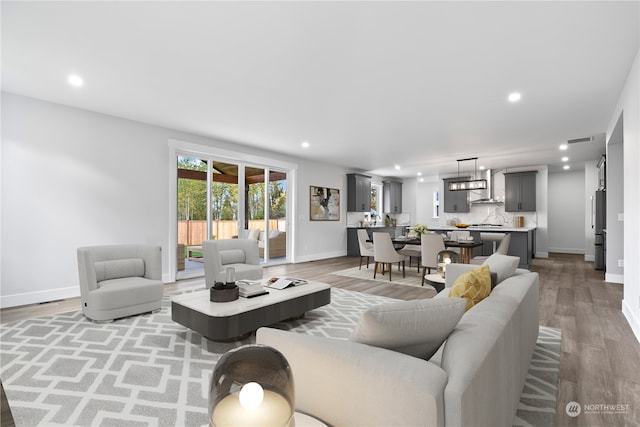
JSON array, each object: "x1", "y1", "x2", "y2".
[{"x1": 593, "y1": 190, "x2": 606, "y2": 270}]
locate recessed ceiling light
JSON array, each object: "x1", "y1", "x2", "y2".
[
  {"x1": 419, "y1": 178, "x2": 424, "y2": 183},
  {"x1": 394, "y1": 165, "x2": 401, "y2": 170},
  {"x1": 561, "y1": 156, "x2": 569, "y2": 162},
  {"x1": 508, "y1": 92, "x2": 521, "y2": 102},
  {"x1": 563, "y1": 165, "x2": 570, "y2": 170},
  {"x1": 479, "y1": 165, "x2": 486, "y2": 170},
  {"x1": 417, "y1": 172, "x2": 422, "y2": 176},
  {"x1": 559, "y1": 144, "x2": 568, "y2": 151},
  {"x1": 301, "y1": 141, "x2": 310, "y2": 148},
  {"x1": 68, "y1": 74, "x2": 83, "y2": 87}
]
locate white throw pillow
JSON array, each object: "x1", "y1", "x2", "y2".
[
  {"x1": 481, "y1": 253, "x2": 520, "y2": 283},
  {"x1": 269, "y1": 229, "x2": 280, "y2": 238},
  {"x1": 350, "y1": 298, "x2": 467, "y2": 359},
  {"x1": 247, "y1": 228, "x2": 260, "y2": 241}
]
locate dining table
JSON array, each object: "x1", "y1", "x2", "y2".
[{"x1": 442, "y1": 240, "x2": 483, "y2": 264}]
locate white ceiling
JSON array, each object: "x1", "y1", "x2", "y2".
[{"x1": 2, "y1": 1, "x2": 638, "y2": 177}]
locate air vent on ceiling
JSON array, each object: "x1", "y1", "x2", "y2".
[{"x1": 567, "y1": 136, "x2": 594, "y2": 144}]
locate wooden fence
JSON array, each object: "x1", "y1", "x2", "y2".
[{"x1": 178, "y1": 220, "x2": 285, "y2": 246}]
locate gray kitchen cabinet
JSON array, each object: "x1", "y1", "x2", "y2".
[
  {"x1": 443, "y1": 177, "x2": 470, "y2": 213},
  {"x1": 507, "y1": 230, "x2": 535, "y2": 268},
  {"x1": 505, "y1": 171, "x2": 537, "y2": 212},
  {"x1": 383, "y1": 180, "x2": 402, "y2": 213},
  {"x1": 347, "y1": 173, "x2": 371, "y2": 212}
]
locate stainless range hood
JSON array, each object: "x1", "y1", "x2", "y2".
[{"x1": 470, "y1": 169, "x2": 503, "y2": 205}]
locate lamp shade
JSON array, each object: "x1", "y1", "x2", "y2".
[
  {"x1": 437, "y1": 250, "x2": 459, "y2": 278},
  {"x1": 209, "y1": 344, "x2": 295, "y2": 427}
]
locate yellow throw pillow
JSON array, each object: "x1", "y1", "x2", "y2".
[{"x1": 448, "y1": 265, "x2": 492, "y2": 311}]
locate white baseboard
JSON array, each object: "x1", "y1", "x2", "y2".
[
  {"x1": 535, "y1": 252, "x2": 549, "y2": 258},
  {"x1": 0, "y1": 286, "x2": 80, "y2": 309},
  {"x1": 605, "y1": 273, "x2": 624, "y2": 284},
  {"x1": 294, "y1": 250, "x2": 347, "y2": 263},
  {"x1": 622, "y1": 299, "x2": 640, "y2": 344},
  {"x1": 584, "y1": 254, "x2": 595, "y2": 262},
  {"x1": 546, "y1": 248, "x2": 585, "y2": 255}
]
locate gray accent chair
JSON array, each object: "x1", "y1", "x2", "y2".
[
  {"x1": 203, "y1": 239, "x2": 263, "y2": 289},
  {"x1": 77, "y1": 244, "x2": 164, "y2": 321}
]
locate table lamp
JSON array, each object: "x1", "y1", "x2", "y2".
[
  {"x1": 209, "y1": 344, "x2": 295, "y2": 427},
  {"x1": 437, "y1": 250, "x2": 459, "y2": 278}
]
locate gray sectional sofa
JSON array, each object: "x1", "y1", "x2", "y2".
[{"x1": 257, "y1": 258, "x2": 539, "y2": 426}]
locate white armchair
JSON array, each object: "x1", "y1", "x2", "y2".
[
  {"x1": 77, "y1": 244, "x2": 164, "y2": 322},
  {"x1": 203, "y1": 239, "x2": 263, "y2": 289}
]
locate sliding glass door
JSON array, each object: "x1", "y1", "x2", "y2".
[
  {"x1": 177, "y1": 156, "x2": 208, "y2": 278},
  {"x1": 244, "y1": 166, "x2": 288, "y2": 262},
  {"x1": 176, "y1": 154, "x2": 289, "y2": 279},
  {"x1": 211, "y1": 161, "x2": 240, "y2": 240}
]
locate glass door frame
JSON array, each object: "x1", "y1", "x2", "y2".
[{"x1": 168, "y1": 139, "x2": 297, "y2": 281}]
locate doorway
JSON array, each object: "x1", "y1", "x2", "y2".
[{"x1": 174, "y1": 147, "x2": 292, "y2": 280}]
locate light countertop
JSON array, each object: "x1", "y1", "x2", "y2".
[{"x1": 428, "y1": 225, "x2": 536, "y2": 232}]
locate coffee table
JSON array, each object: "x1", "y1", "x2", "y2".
[
  {"x1": 171, "y1": 280, "x2": 331, "y2": 341},
  {"x1": 424, "y1": 273, "x2": 445, "y2": 293}
]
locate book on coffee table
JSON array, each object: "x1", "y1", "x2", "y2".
[
  {"x1": 237, "y1": 280, "x2": 268, "y2": 297},
  {"x1": 265, "y1": 277, "x2": 308, "y2": 290},
  {"x1": 265, "y1": 278, "x2": 293, "y2": 290}
]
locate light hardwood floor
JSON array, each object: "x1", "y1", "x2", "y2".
[{"x1": 1, "y1": 254, "x2": 639, "y2": 426}]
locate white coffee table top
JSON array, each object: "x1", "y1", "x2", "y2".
[
  {"x1": 171, "y1": 280, "x2": 330, "y2": 317},
  {"x1": 424, "y1": 273, "x2": 445, "y2": 284}
]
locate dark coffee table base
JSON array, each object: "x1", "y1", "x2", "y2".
[{"x1": 172, "y1": 288, "x2": 330, "y2": 341}]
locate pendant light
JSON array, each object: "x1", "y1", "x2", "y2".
[{"x1": 448, "y1": 157, "x2": 488, "y2": 191}]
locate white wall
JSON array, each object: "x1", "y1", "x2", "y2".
[
  {"x1": 607, "y1": 49, "x2": 639, "y2": 342},
  {"x1": 606, "y1": 139, "x2": 624, "y2": 281},
  {"x1": 583, "y1": 161, "x2": 599, "y2": 262},
  {"x1": 0, "y1": 92, "x2": 351, "y2": 308},
  {"x1": 415, "y1": 176, "x2": 440, "y2": 228},
  {"x1": 548, "y1": 170, "x2": 586, "y2": 253}
]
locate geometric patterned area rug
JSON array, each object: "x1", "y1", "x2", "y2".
[
  {"x1": 0, "y1": 287, "x2": 560, "y2": 427},
  {"x1": 331, "y1": 265, "x2": 438, "y2": 291},
  {"x1": 513, "y1": 326, "x2": 562, "y2": 426}
]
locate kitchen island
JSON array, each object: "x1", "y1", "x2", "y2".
[{"x1": 428, "y1": 225, "x2": 536, "y2": 269}]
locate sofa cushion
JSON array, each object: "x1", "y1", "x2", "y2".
[
  {"x1": 95, "y1": 258, "x2": 145, "y2": 282},
  {"x1": 269, "y1": 229, "x2": 280, "y2": 238},
  {"x1": 246, "y1": 228, "x2": 259, "y2": 240},
  {"x1": 481, "y1": 253, "x2": 520, "y2": 283},
  {"x1": 448, "y1": 265, "x2": 491, "y2": 311},
  {"x1": 351, "y1": 297, "x2": 467, "y2": 359},
  {"x1": 219, "y1": 249, "x2": 246, "y2": 265}
]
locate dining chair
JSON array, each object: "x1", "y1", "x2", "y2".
[
  {"x1": 398, "y1": 243, "x2": 421, "y2": 271},
  {"x1": 470, "y1": 233, "x2": 511, "y2": 265},
  {"x1": 420, "y1": 234, "x2": 446, "y2": 286},
  {"x1": 357, "y1": 229, "x2": 375, "y2": 270},
  {"x1": 372, "y1": 232, "x2": 405, "y2": 281}
]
